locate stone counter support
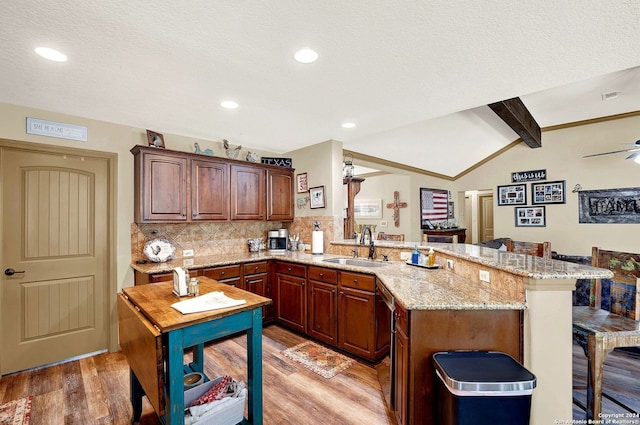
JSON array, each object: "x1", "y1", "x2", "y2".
[{"x1": 524, "y1": 277, "x2": 576, "y2": 425}]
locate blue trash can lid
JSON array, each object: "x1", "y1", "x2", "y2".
[{"x1": 433, "y1": 351, "x2": 536, "y2": 394}]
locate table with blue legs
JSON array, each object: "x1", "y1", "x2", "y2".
[{"x1": 117, "y1": 277, "x2": 271, "y2": 424}]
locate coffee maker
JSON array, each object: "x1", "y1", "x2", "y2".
[{"x1": 267, "y1": 229, "x2": 288, "y2": 253}]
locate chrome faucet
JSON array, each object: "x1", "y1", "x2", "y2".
[{"x1": 361, "y1": 226, "x2": 375, "y2": 260}]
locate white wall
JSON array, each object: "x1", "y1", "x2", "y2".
[{"x1": 455, "y1": 113, "x2": 640, "y2": 255}]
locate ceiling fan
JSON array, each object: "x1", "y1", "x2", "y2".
[{"x1": 583, "y1": 139, "x2": 640, "y2": 162}]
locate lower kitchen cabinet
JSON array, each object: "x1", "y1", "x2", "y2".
[
  {"x1": 243, "y1": 261, "x2": 273, "y2": 322},
  {"x1": 391, "y1": 306, "x2": 523, "y2": 424},
  {"x1": 308, "y1": 266, "x2": 338, "y2": 345},
  {"x1": 338, "y1": 285, "x2": 374, "y2": 359},
  {"x1": 275, "y1": 262, "x2": 307, "y2": 334},
  {"x1": 202, "y1": 264, "x2": 242, "y2": 289}
]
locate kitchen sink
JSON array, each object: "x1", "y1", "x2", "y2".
[{"x1": 323, "y1": 258, "x2": 389, "y2": 268}]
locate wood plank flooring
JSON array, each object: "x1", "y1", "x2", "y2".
[
  {"x1": 0, "y1": 325, "x2": 395, "y2": 425},
  {"x1": 0, "y1": 326, "x2": 637, "y2": 424}
]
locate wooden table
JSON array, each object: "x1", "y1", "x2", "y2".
[
  {"x1": 572, "y1": 306, "x2": 640, "y2": 419},
  {"x1": 118, "y1": 277, "x2": 271, "y2": 424},
  {"x1": 422, "y1": 228, "x2": 466, "y2": 243}
]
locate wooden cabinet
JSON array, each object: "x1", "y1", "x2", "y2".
[
  {"x1": 133, "y1": 148, "x2": 188, "y2": 222},
  {"x1": 275, "y1": 262, "x2": 307, "y2": 333},
  {"x1": 230, "y1": 164, "x2": 266, "y2": 220},
  {"x1": 244, "y1": 261, "x2": 273, "y2": 322},
  {"x1": 308, "y1": 266, "x2": 338, "y2": 345},
  {"x1": 202, "y1": 264, "x2": 242, "y2": 289},
  {"x1": 133, "y1": 268, "x2": 203, "y2": 285},
  {"x1": 132, "y1": 145, "x2": 294, "y2": 223},
  {"x1": 191, "y1": 158, "x2": 229, "y2": 221},
  {"x1": 336, "y1": 271, "x2": 383, "y2": 361},
  {"x1": 266, "y1": 168, "x2": 294, "y2": 221},
  {"x1": 391, "y1": 306, "x2": 523, "y2": 424}
]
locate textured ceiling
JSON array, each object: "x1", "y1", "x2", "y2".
[{"x1": 1, "y1": 1, "x2": 640, "y2": 177}]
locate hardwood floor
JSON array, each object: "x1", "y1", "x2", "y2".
[
  {"x1": 0, "y1": 325, "x2": 396, "y2": 425},
  {"x1": 1, "y1": 326, "x2": 637, "y2": 424},
  {"x1": 572, "y1": 341, "x2": 640, "y2": 419}
]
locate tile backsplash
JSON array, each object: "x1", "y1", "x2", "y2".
[{"x1": 131, "y1": 215, "x2": 343, "y2": 262}]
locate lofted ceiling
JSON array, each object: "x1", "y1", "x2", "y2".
[{"x1": 1, "y1": 1, "x2": 640, "y2": 178}]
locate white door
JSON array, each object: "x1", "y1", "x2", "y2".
[{"x1": 1, "y1": 147, "x2": 109, "y2": 374}]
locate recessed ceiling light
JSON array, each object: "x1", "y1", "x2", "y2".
[
  {"x1": 294, "y1": 48, "x2": 318, "y2": 64},
  {"x1": 220, "y1": 100, "x2": 239, "y2": 109},
  {"x1": 341, "y1": 122, "x2": 356, "y2": 129},
  {"x1": 34, "y1": 47, "x2": 67, "y2": 62}
]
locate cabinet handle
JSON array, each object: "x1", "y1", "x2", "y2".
[
  {"x1": 319, "y1": 273, "x2": 324, "y2": 277},
  {"x1": 287, "y1": 267, "x2": 292, "y2": 271},
  {"x1": 353, "y1": 279, "x2": 358, "y2": 284},
  {"x1": 221, "y1": 271, "x2": 225, "y2": 276},
  {"x1": 340, "y1": 291, "x2": 344, "y2": 296},
  {"x1": 302, "y1": 282, "x2": 305, "y2": 287},
  {"x1": 332, "y1": 289, "x2": 336, "y2": 294}
]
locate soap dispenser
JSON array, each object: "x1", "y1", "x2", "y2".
[
  {"x1": 411, "y1": 246, "x2": 420, "y2": 264},
  {"x1": 427, "y1": 247, "x2": 435, "y2": 267}
]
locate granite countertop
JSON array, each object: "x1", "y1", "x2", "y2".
[
  {"x1": 332, "y1": 240, "x2": 614, "y2": 280},
  {"x1": 131, "y1": 244, "x2": 612, "y2": 312}
]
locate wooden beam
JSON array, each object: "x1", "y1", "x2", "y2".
[{"x1": 488, "y1": 97, "x2": 542, "y2": 148}]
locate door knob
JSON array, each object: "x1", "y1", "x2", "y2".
[{"x1": 4, "y1": 268, "x2": 25, "y2": 276}]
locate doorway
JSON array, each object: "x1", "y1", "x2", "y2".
[{"x1": 0, "y1": 140, "x2": 117, "y2": 375}]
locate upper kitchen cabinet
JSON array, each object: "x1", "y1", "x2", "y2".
[
  {"x1": 191, "y1": 158, "x2": 229, "y2": 221},
  {"x1": 230, "y1": 164, "x2": 266, "y2": 220},
  {"x1": 132, "y1": 146, "x2": 188, "y2": 222},
  {"x1": 132, "y1": 145, "x2": 294, "y2": 223},
  {"x1": 266, "y1": 168, "x2": 294, "y2": 221}
]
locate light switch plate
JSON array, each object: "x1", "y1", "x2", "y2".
[{"x1": 400, "y1": 251, "x2": 411, "y2": 260}]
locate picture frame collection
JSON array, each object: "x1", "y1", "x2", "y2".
[{"x1": 498, "y1": 177, "x2": 565, "y2": 227}]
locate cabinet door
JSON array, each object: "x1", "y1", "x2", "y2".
[
  {"x1": 308, "y1": 280, "x2": 337, "y2": 345},
  {"x1": 191, "y1": 159, "x2": 229, "y2": 221},
  {"x1": 394, "y1": 324, "x2": 409, "y2": 425},
  {"x1": 230, "y1": 164, "x2": 266, "y2": 220},
  {"x1": 137, "y1": 152, "x2": 188, "y2": 222},
  {"x1": 276, "y1": 273, "x2": 306, "y2": 333},
  {"x1": 338, "y1": 286, "x2": 375, "y2": 359},
  {"x1": 245, "y1": 273, "x2": 266, "y2": 296},
  {"x1": 266, "y1": 168, "x2": 294, "y2": 221}
]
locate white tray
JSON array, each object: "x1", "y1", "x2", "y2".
[{"x1": 406, "y1": 261, "x2": 442, "y2": 270}]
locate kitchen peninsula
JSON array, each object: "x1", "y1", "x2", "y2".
[{"x1": 131, "y1": 242, "x2": 613, "y2": 425}]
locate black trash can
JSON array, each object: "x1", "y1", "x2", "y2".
[{"x1": 433, "y1": 351, "x2": 536, "y2": 425}]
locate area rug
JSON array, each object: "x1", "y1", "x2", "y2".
[
  {"x1": 0, "y1": 396, "x2": 31, "y2": 425},
  {"x1": 281, "y1": 341, "x2": 356, "y2": 379}
]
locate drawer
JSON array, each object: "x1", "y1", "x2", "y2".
[
  {"x1": 308, "y1": 266, "x2": 337, "y2": 284},
  {"x1": 149, "y1": 272, "x2": 173, "y2": 283},
  {"x1": 339, "y1": 271, "x2": 375, "y2": 292},
  {"x1": 243, "y1": 261, "x2": 268, "y2": 276},
  {"x1": 395, "y1": 302, "x2": 409, "y2": 336},
  {"x1": 202, "y1": 264, "x2": 241, "y2": 281},
  {"x1": 275, "y1": 262, "x2": 306, "y2": 278}
]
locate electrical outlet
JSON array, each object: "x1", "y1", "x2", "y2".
[
  {"x1": 304, "y1": 244, "x2": 311, "y2": 250},
  {"x1": 479, "y1": 270, "x2": 490, "y2": 282},
  {"x1": 446, "y1": 259, "x2": 454, "y2": 270},
  {"x1": 400, "y1": 251, "x2": 411, "y2": 260},
  {"x1": 183, "y1": 258, "x2": 194, "y2": 266},
  {"x1": 379, "y1": 220, "x2": 388, "y2": 228},
  {"x1": 183, "y1": 249, "x2": 194, "y2": 257}
]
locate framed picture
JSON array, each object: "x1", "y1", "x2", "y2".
[
  {"x1": 309, "y1": 186, "x2": 326, "y2": 209},
  {"x1": 531, "y1": 180, "x2": 566, "y2": 204},
  {"x1": 497, "y1": 184, "x2": 527, "y2": 206},
  {"x1": 354, "y1": 199, "x2": 382, "y2": 218},
  {"x1": 514, "y1": 206, "x2": 546, "y2": 227},
  {"x1": 420, "y1": 187, "x2": 449, "y2": 226},
  {"x1": 146, "y1": 130, "x2": 165, "y2": 148},
  {"x1": 296, "y1": 173, "x2": 308, "y2": 193}
]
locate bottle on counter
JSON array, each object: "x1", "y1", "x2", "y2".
[
  {"x1": 188, "y1": 278, "x2": 199, "y2": 296},
  {"x1": 428, "y1": 247, "x2": 435, "y2": 267},
  {"x1": 411, "y1": 246, "x2": 420, "y2": 264}
]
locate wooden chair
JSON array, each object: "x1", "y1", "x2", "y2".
[
  {"x1": 505, "y1": 239, "x2": 551, "y2": 259},
  {"x1": 377, "y1": 232, "x2": 404, "y2": 242},
  {"x1": 572, "y1": 247, "x2": 640, "y2": 420}
]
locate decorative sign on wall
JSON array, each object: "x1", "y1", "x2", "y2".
[
  {"x1": 578, "y1": 187, "x2": 640, "y2": 224},
  {"x1": 385, "y1": 192, "x2": 407, "y2": 227},
  {"x1": 261, "y1": 157, "x2": 293, "y2": 167},
  {"x1": 26, "y1": 117, "x2": 88, "y2": 142},
  {"x1": 511, "y1": 169, "x2": 546, "y2": 183}
]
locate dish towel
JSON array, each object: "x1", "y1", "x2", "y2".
[{"x1": 171, "y1": 291, "x2": 246, "y2": 314}]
